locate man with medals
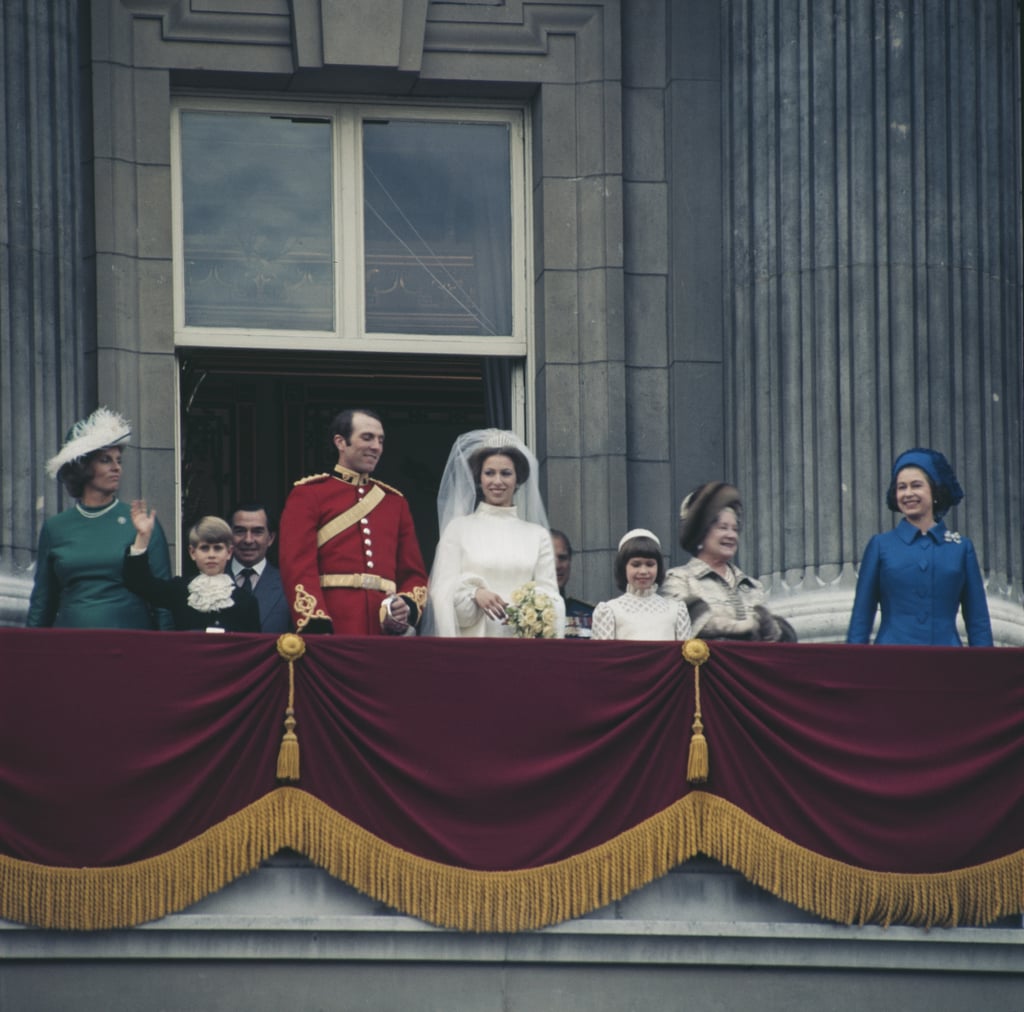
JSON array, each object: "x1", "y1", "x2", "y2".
[
  {"x1": 550, "y1": 529, "x2": 594, "y2": 639},
  {"x1": 279, "y1": 409, "x2": 428, "y2": 635}
]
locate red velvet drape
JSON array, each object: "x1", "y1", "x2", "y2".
[{"x1": 2, "y1": 629, "x2": 1022, "y2": 876}]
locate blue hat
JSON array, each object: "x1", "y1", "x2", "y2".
[{"x1": 885, "y1": 448, "x2": 963, "y2": 519}]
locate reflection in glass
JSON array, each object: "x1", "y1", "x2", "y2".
[
  {"x1": 181, "y1": 113, "x2": 333, "y2": 330},
  {"x1": 363, "y1": 120, "x2": 512, "y2": 336}
]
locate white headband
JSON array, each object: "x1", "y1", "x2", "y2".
[{"x1": 618, "y1": 528, "x2": 661, "y2": 551}]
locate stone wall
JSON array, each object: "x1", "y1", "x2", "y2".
[{"x1": 0, "y1": 0, "x2": 1021, "y2": 643}]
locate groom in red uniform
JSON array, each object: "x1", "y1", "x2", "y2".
[{"x1": 279, "y1": 409, "x2": 428, "y2": 635}]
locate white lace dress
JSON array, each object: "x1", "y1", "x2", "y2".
[
  {"x1": 427, "y1": 502, "x2": 565, "y2": 638},
  {"x1": 591, "y1": 586, "x2": 691, "y2": 641}
]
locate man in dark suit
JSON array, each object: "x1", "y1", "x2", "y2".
[{"x1": 228, "y1": 502, "x2": 292, "y2": 634}]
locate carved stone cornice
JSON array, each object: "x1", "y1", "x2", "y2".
[
  {"x1": 426, "y1": 3, "x2": 600, "y2": 54},
  {"x1": 119, "y1": 0, "x2": 291, "y2": 46},
  {"x1": 114, "y1": 0, "x2": 614, "y2": 83}
]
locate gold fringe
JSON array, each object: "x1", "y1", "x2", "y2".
[
  {"x1": 682, "y1": 639, "x2": 711, "y2": 784},
  {"x1": 275, "y1": 634, "x2": 306, "y2": 781},
  {"x1": 1, "y1": 788, "x2": 1021, "y2": 933},
  {"x1": 693, "y1": 793, "x2": 1024, "y2": 929}
]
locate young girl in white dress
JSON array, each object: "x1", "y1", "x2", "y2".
[{"x1": 592, "y1": 529, "x2": 691, "y2": 641}]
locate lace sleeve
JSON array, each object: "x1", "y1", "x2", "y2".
[
  {"x1": 591, "y1": 601, "x2": 616, "y2": 640},
  {"x1": 674, "y1": 601, "x2": 692, "y2": 641}
]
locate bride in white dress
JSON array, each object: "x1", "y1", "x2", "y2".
[{"x1": 424, "y1": 430, "x2": 565, "y2": 638}]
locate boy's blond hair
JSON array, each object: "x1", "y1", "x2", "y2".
[{"x1": 188, "y1": 516, "x2": 232, "y2": 548}]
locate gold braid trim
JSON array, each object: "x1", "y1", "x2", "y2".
[
  {"x1": 292, "y1": 584, "x2": 330, "y2": 631},
  {"x1": 1, "y1": 789, "x2": 1022, "y2": 932},
  {"x1": 404, "y1": 585, "x2": 429, "y2": 609}
]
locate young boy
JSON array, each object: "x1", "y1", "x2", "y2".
[{"x1": 123, "y1": 500, "x2": 260, "y2": 632}]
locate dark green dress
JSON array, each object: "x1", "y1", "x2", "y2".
[{"x1": 26, "y1": 500, "x2": 173, "y2": 629}]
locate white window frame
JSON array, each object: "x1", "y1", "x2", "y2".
[{"x1": 170, "y1": 98, "x2": 532, "y2": 359}]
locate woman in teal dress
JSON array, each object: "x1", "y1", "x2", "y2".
[{"x1": 26, "y1": 407, "x2": 173, "y2": 629}]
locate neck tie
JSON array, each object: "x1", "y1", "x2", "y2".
[{"x1": 239, "y1": 568, "x2": 255, "y2": 594}]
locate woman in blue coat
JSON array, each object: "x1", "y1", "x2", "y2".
[{"x1": 846, "y1": 448, "x2": 992, "y2": 646}]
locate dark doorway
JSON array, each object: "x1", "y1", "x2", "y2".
[{"x1": 179, "y1": 350, "x2": 494, "y2": 570}]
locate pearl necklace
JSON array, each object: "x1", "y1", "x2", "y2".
[{"x1": 75, "y1": 497, "x2": 120, "y2": 519}]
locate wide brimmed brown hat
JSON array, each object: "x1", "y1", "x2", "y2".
[{"x1": 678, "y1": 482, "x2": 742, "y2": 554}]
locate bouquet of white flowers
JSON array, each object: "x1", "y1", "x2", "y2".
[{"x1": 505, "y1": 582, "x2": 558, "y2": 639}]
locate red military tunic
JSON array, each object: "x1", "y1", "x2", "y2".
[{"x1": 279, "y1": 465, "x2": 428, "y2": 635}]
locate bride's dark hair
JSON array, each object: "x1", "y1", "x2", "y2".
[
  {"x1": 468, "y1": 444, "x2": 531, "y2": 488},
  {"x1": 434, "y1": 429, "x2": 549, "y2": 538}
]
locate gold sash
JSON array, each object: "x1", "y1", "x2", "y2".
[{"x1": 316, "y1": 485, "x2": 385, "y2": 548}]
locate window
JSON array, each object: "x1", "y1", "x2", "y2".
[
  {"x1": 363, "y1": 120, "x2": 512, "y2": 337},
  {"x1": 173, "y1": 101, "x2": 528, "y2": 356},
  {"x1": 180, "y1": 113, "x2": 334, "y2": 331}
]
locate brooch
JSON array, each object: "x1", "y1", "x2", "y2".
[{"x1": 944, "y1": 530, "x2": 961, "y2": 544}]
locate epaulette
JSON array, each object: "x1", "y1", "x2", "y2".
[
  {"x1": 293, "y1": 472, "x2": 331, "y2": 486},
  {"x1": 370, "y1": 477, "x2": 405, "y2": 497}
]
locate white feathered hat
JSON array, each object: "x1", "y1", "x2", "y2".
[{"x1": 46, "y1": 407, "x2": 132, "y2": 478}]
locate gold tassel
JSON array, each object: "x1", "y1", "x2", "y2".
[
  {"x1": 682, "y1": 639, "x2": 711, "y2": 784},
  {"x1": 276, "y1": 634, "x2": 306, "y2": 781},
  {"x1": 687, "y1": 715, "x2": 708, "y2": 784},
  {"x1": 277, "y1": 711, "x2": 299, "y2": 781}
]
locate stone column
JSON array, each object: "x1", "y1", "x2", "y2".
[
  {"x1": 723, "y1": 0, "x2": 1023, "y2": 642},
  {"x1": 0, "y1": 0, "x2": 94, "y2": 623}
]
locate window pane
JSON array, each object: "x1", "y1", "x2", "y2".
[
  {"x1": 363, "y1": 120, "x2": 512, "y2": 336},
  {"x1": 181, "y1": 113, "x2": 334, "y2": 330}
]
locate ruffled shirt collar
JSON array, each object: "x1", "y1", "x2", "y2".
[{"x1": 187, "y1": 573, "x2": 236, "y2": 613}]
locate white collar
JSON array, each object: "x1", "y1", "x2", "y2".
[
  {"x1": 625, "y1": 585, "x2": 658, "y2": 598},
  {"x1": 476, "y1": 502, "x2": 519, "y2": 519},
  {"x1": 232, "y1": 558, "x2": 267, "y2": 578}
]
